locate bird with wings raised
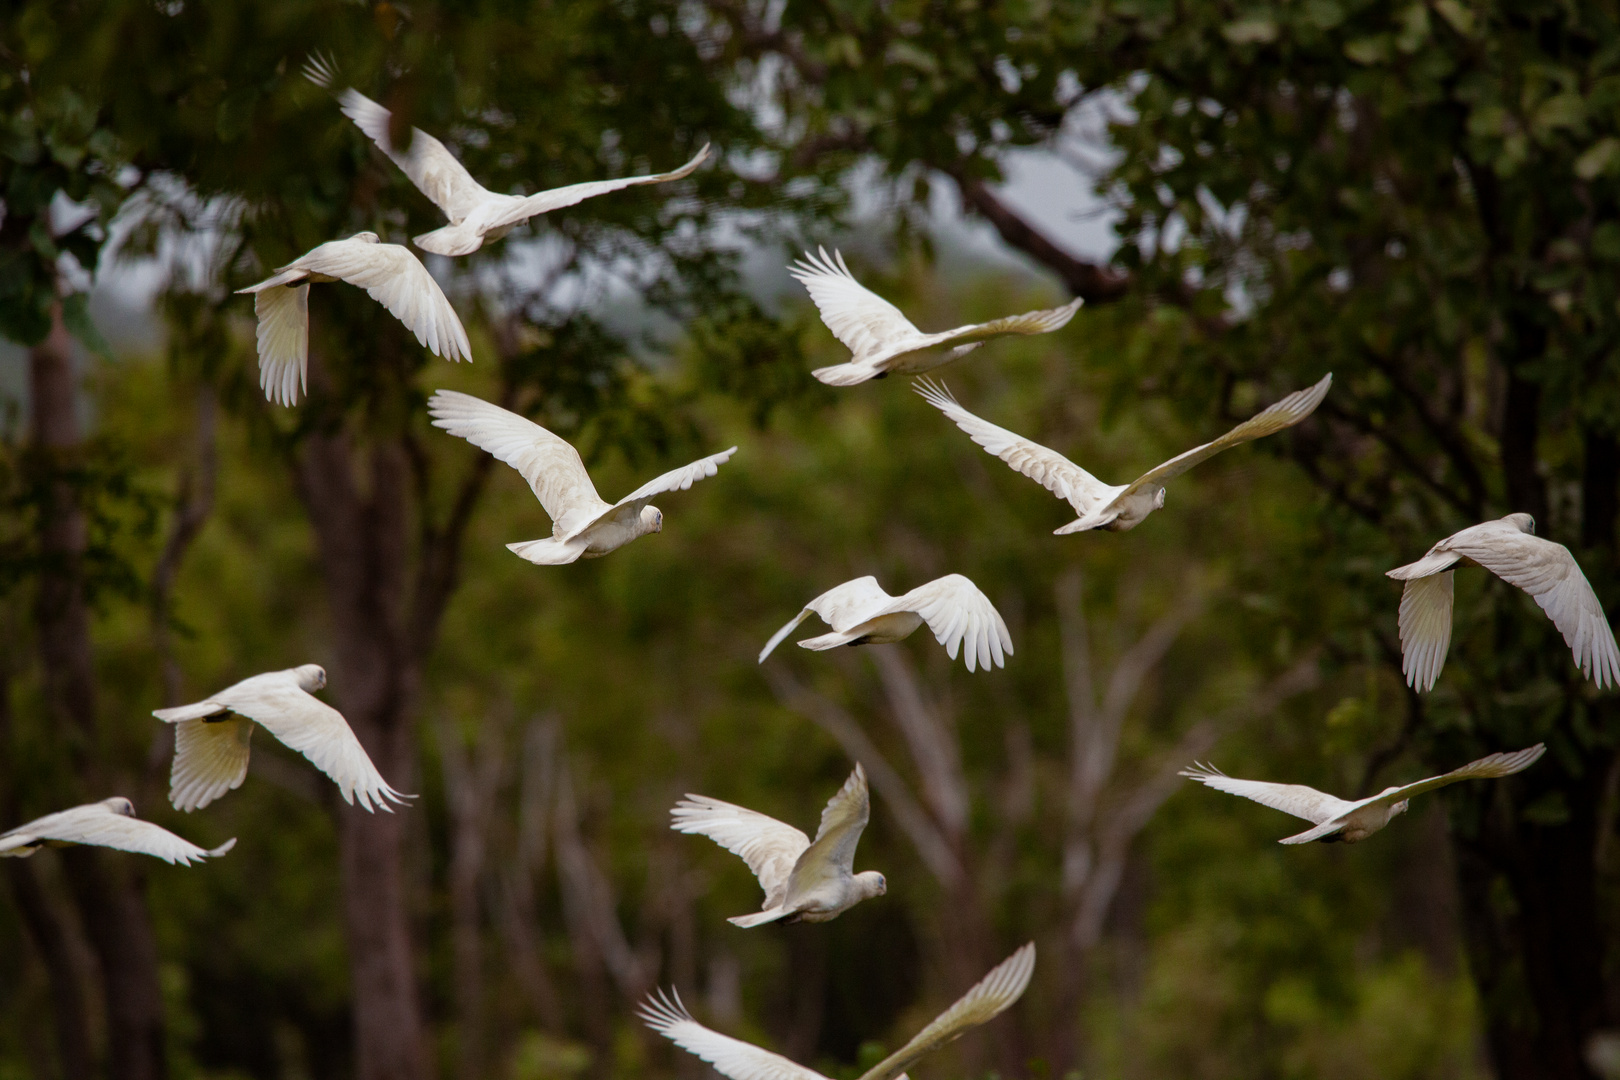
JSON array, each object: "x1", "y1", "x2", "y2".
[
  {"x1": 642, "y1": 941, "x2": 1035, "y2": 1080},
  {"x1": 790, "y1": 247, "x2": 1082, "y2": 386},
  {"x1": 758, "y1": 574, "x2": 1013, "y2": 672},
  {"x1": 153, "y1": 665, "x2": 412, "y2": 813},
  {"x1": 306, "y1": 56, "x2": 709, "y2": 258},
  {"x1": 236, "y1": 232, "x2": 471, "y2": 406},
  {"x1": 428, "y1": 389, "x2": 736, "y2": 564},
  {"x1": 1180, "y1": 744, "x2": 1546, "y2": 844},
  {"x1": 1387, "y1": 514, "x2": 1620, "y2": 692},
  {"x1": 915, "y1": 373, "x2": 1331, "y2": 534},
  {"x1": 1, "y1": 798, "x2": 236, "y2": 866},
  {"x1": 671, "y1": 764, "x2": 884, "y2": 927}
]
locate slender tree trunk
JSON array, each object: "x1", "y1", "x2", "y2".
[
  {"x1": 294, "y1": 430, "x2": 430, "y2": 1080},
  {"x1": 30, "y1": 301, "x2": 170, "y2": 1080}
]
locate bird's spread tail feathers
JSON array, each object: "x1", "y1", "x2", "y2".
[
  {"x1": 507, "y1": 538, "x2": 588, "y2": 565},
  {"x1": 812, "y1": 361, "x2": 882, "y2": 386},
  {"x1": 414, "y1": 225, "x2": 485, "y2": 258},
  {"x1": 152, "y1": 701, "x2": 228, "y2": 724},
  {"x1": 797, "y1": 629, "x2": 864, "y2": 651},
  {"x1": 728, "y1": 907, "x2": 791, "y2": 928},
  {"x1": 1386, "y1": 551, "x2": 1461, "y2": 580}
]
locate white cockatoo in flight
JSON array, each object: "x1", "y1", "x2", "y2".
[
  {"x1": 916, "y1": 373, "x2": 1331, "y2": 533},
  {"x1": 791, "y1": 247, "x2": 1083, "y2": 385},
  {"x1": 672, "y1": 764, "x2": 884, "y2": 927},
  {"x1": 642, "y1": 942, "x2": 1036, "y2": 1080},
  {"x1": 237, "y1": 232, "x2": 471, "y2": 405},
  {"x1": 759, "y1": 573, "x2": 1013, "y2": 672},
  {"x1": 306, "y1": 55, "x2": 710, "y2": 257},
  {"x1": 1, "y1": 798, "x2": 235, "y2": 865},
  {"x1": 1388, "y1": 514, "x2": 1620, "y2": 691},
  {"x1": 1180, "y1": 743, "x2": 1546, "y2": 844},
  {"x1": 153, "y1": 665, "x2": 412, "y2": 813},
  {"x1": 427, "y1": 389, "x2": 736, "y2": 564}
]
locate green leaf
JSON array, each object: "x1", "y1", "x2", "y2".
[
  {"x1": 1575, "y1": 137, "x2": 1619, "y2": 180},
  {"x1": 61, "y1": 291, "x2": 112, "y2": 359},
  {"x1": 1222, "y1": 18, "x2": 1278, "y2": 45},
  {"x1": 1344, "y1": 36, "x2": 1391, "y2": 64}
]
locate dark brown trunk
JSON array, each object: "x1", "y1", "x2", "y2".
[
  {"x1": 293, "y1": 429, "x2": 430, "y2": 1080},
  {"x1": 1583, "y1": 432, "x2": 1619, "y2": 552},
  {"x1": 1501, "y1": 369, "x2": 1548, "y2": 526},
  {"x1": 30, "y1": 301, "x2": 170, "y2": 1080}
]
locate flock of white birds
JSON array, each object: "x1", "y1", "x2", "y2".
[{"x1": 5, "y1": 53, "x2": 1617, "y2": 1076}]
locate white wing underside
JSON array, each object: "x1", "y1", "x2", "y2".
[
  {"x1": 888, "y1": 575, "x2": 1013, "y2": 673},
  {"x1": 475, "y1": 144, "x2": 712, "y2": 233},
  {"x1": 168, "y1": 716, "x2": 255, "y2": 812},
  {"x1": 252, "y1": 284, "x2": 310, "y2": 406},
  {"x1": 788, "y1": 766, "x2": 870, "y2": 893},
  {"x1": 1179, "y1": 764, "x2": 1354, "y2": 824},
  {"x1": 670, "y1": 795, "x2": 809, "y2": 907},
  {"x1": 641, "y1": 990, "x2": 831, "y2": 1080},
  {"x1": 585, "y1": 446, "x2": 739, "y2": 536},
  {"x1": 0, "y1": 804, "x2": 234, "y2": 865}
]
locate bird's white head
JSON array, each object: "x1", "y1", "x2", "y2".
[
  {"x1": 294, "y1": 664, "x2": 328, "y2": 692},
  {"x1": 102, "y1": 796, "x2": 137, "y2": 818},
  {"x1": 1504, "y1": 512, "x2": 1536, "y2": 535},
  {"x1": 640, "y1": 506, "x2": 664, "y2": 534},
  {"x1": 349, "y1": 231, "x2": 381, "y2": 244},
  {"x1": 1153, "y1": 488, "x2": 1167, "y2": 509},
  {"x1": 1390, "y1": 799, "x2": 1411, "y2": 820},
  {"x1": 857, "y1": 870, "x2": 887, "y2": 898}
]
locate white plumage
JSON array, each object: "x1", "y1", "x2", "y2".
[
  {"x1": 0, "y1": 797, "x2": 235, "y2": 866},
  {"x1": 427, "y1": 389, "x2": 736, "y2": 564},
  {"x1": 641, "y1": 942, "x2": 1036, "y2": 1080},
  {"x1": 153, "y1": 665, "x2": 411, "y2": 813},
  {"x1": 1180, "y1": 744, "x2": 1546, "y2": 844},
  {"x1": 671, "y1": 764, "x2": 884, "y2": 927},
  {"x1": 791, "y1": 247, "x2": 1082, "y2": 386},
  {"x1": 306, "y1": 56, "x2": 710, "y2": 258},
  {"x1": 759, "y1": 574, "x2": 1013, "y2": 672},
  {"x1": 1388, "y1": 514, "x2": 1620, "y2": 691},
  {"x1": 236, "y1": 232, "x2": 471, "y2": 405},
  {"x1": 915, "y1": 374, "x2": 1331, "y2": 533}
]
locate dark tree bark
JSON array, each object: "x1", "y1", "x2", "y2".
[{"x1": 29, "y1": 301, "x2": 170, "y2": 1080}]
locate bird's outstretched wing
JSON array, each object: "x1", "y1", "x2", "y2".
[
  {"x1": 792, "y1": 248, "x2": 925, "y2": 361},
  {"x1": 483, "y1": 144, "x2": 712, "y2": 231},
  {"x1": 1450, "y1": 529, "x2": 1620, "y2": 689},
  {"x1": 930, "y1": 297, "x2": 1084, "y2": 351},
  {"x1": 1117, "y1": 373, "x2": 1333, "y2": 498},
  {"x1": 216, "y1": 675, "x2": 410, "y2": 812},
  {"x1": 295, "y1": 240, "x2": 471, "y2": 363},
  {"x1": 0, "y1": 803, "x2": 235, "y2": 866},
  {"x1": 641, "y1": 989, "x2": 830, "y2": 1080},
  {"x1": 1394, "y1": 572, "x2": 1456, "y2": 691},
  {"x1": 888, "y1": 574, "x2": 1012, "y2": 673},
  {"x1": 789, "y1": 765, "x2": 870, "y2": 896},
  {"x1": 428, "y1": 390, "x2": 611, "y2": 534},
  {"x1": 304, "y1": 60, "x2": 492, "y2": 225},
  {"x1": 670, "y1": 795, "x2": 810, "y2": 904},
  {"x1": 758, "y1": 577, "x2": 894, "y2": 662},
  {"x1": 1178, "y1": 763, "x2": 1354, "y2": 824},
  {"x1": 914, "y1": 379, "x2": 1112, "y2": 517},
  {"x1": 1368, "y1": 744, "x2": 1548, "y2": 810},
  {"x1": 251, "y1": 284, "x2": 310, "y2": 406},
  {"x1": 168, "y1": 717, "x2": 255, "y2": 812},
  {"x1": 570, "y1": 446, "x2": 737, "y2": 539},
  {"x1": 855, "y1": 943, "x2": 1037, "y2": 1080}
]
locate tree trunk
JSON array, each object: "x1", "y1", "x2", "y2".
[
  {"x1": 293, "y1": 429, "x2": 431, "y2": 1080},
  {"x1": 30, "y1": 300, "x2": 170, "y2": 1080}
]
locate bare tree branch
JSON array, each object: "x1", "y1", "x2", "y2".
[{"x1": 870, "y1": 647, "x2": 969, "y2": 837}]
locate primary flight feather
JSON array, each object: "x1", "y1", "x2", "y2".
[
  {"x1": 916, "y1": 373, "x2": 1331, "y2": 533},
  {"x1": 237, "y1": 232, "x2": 471, "y2": 405},
  {"x1": 792, "y1": 247, "x2": 1082, "y2": 386},
  {"x1": 671, "y1": 764, "x2": 884, "y2": 927},
  {"x1": 759, "y1": 574, "x2": 1013, "y2": 672},
  {"x1": 641, "y1": 942, "x2": 1035, "y2": 1080},
  {"x1": 306, "y1": 56, "x2": 710, "y2": 258},
  {"x1": 1180, "y1": 743, "x2": 1545, "y2": 844},
  {"x1": 1387, "y1": 513, "x2": 1620, "y2": 691},
  {"x1": 428, "y1": 389, "x2": 736, "y2": 564},
  {"x1": 153, "y1": 665, "x2": 412, "y2": 813},
  {"x1": 1, "y1": 798, "x2": 235, "y2": 866}
]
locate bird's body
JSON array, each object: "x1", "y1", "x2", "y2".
[
  {"x1": 790, "y1": 248, "x2": 1083, "y2": 386},
  {"x1": 427, "y1": 390, "x2": 735, "y2": 564},
  {"x1": 0, "y1": 798, "x2": 235, "y2": 865},
  {"x1": 306, "y1": 57, "x2": 709, "y2": 257},
  {"x1": 153, "y1": 665, "x2": 411, "y2": 813},
  {"x1": 759, "y1": 574, "x2": 1013, "y2": 672},
  {"x1": 915, "y1": 374, "x2": 1332, "y2": 534},
  {"x1": 1180, "y1": 743, "x2": 1546, "y2": 844},
  {"x1": 1388, "y1": 514, "x2": 1620, "y2": 691},
  {"x1": 237, "y1": 232, "x2": 471, "y2": 405},
  {"x1": 671, "y1": 765, "x2": 884, "y2": 927},
  {"x1": 641, "y1": 942, "x2": 1036, "y2": 1080}
]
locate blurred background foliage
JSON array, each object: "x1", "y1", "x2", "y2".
[{"x1": 2, "y1": 1, "x2": 1617, "y2": 1080}]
